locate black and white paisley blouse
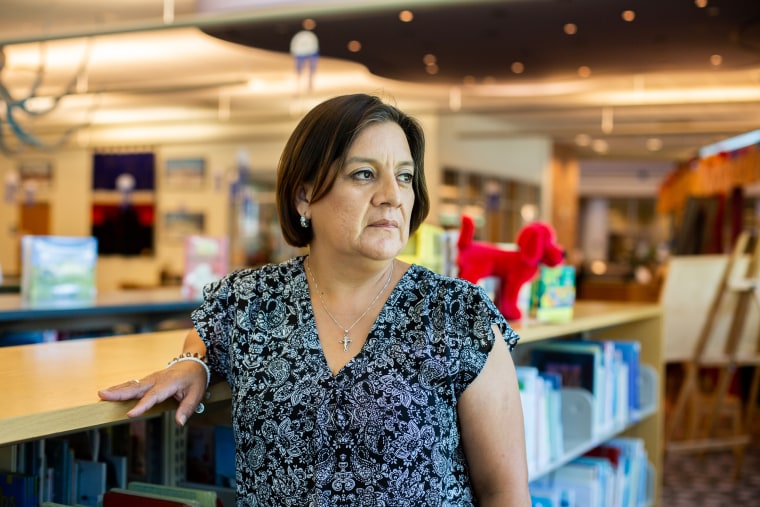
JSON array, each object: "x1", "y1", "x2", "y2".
[{"x1": 191, "y1": 256, "x2": 519, "y2": 507}]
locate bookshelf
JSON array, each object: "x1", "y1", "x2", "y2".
[
  {"x1": 513, "y1": 300, "x2": 663, "y2": 504},
  {"x1": 0, "y1": 301, "x2": 662, "y2": 504}
]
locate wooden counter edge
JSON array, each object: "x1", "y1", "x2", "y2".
[{"x1": 0, "y1": 382, "x2": 232, "y2": 447}]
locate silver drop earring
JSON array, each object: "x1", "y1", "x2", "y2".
[{"x1": 300, "y1": 215, "x2": 310, "y2": 228}]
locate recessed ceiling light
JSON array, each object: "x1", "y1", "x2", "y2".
[
  {"x1": 399, "y1": 10, "x2": 414, "y2": 22},
  {"x1": 622, "y1": 10, "x2": 636, "y2": 22},
  {"x1": 347, "y1": 40, "x2": 362, "y2": 52},
  {"x1": 511, "y1": 61, "x2": 525, "y2": 74},
  {"x1": 425, "y1": 63, "x2": 439, "y2": 75},
  {"x1": 710, "y1": 54, "x2": 722, "y2": 66},
  {"x1": 695, "y1": 0, "x2": 708, "y2": 8},
  {"x1": 578, "y1": 66, "x2": 591, "y2": 78},
  {"x1": 591, "y1": 139, "x2": 609, "y2": 153},
  {"x1": 423, "y1": 54, "x2": 437, "y2": 65},
  {"x1": 564, "y1": 23, "x2": 578, "y2": 35},
  {"x1": 575, "y1": 133, "x2": 591, "y2": 147},
  {"x1": 302, "y1": 18, "x2": 316, "y2": 30},
  {"x1": 646, "y1": 138, "x2": 663, "y2": 151}
]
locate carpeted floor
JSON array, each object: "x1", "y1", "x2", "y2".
[{"x1": 661, "y1": 442, "x2": 760, "y2": 506}]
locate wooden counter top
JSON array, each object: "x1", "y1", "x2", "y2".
[{"x1": 0, "y1": 329, "x2": 231, "y2": 446}]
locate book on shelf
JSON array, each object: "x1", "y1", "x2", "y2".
[
  {"x1": 528, "y1": 338, "x2": 639, "y2": 435},
  {"x1": 531, "y1": 454, "x2": 614, "y2": 507},
  {"x1": 181, "y1": 235, "x2": 230, "y2": 300},
  {"x1": 612, "y1": 341, "x2": 642, "y2": 420},
  {"x1": 213, "y1": 425, "x2": 236, "y2": 489},
  {"x1": 604, "y1": 437, "x2": 649, "y2": 507},
  {"x1": 538, "y1": 371, "x2": 564, "y2": 463},
  {"x1": 533, "y1": 265, "x2": 576, "y2": 323},
  {"x1": 516, "y1": 365, "x2": 539, "y2": 476},
  {"x1": 103, "y1": 488, "x2": 200, "y2": 506},
  {"x1": 46, "y1": 437, "x2": 75, "y2": 504},
  {"x1": 127, "y1": 482, "x2": 220, "y2": 507},
  {"x1": 74, "y1": 459, "x2": 107, "y2": 507},
  {"x1": 21, "y1": 235, "x2": 98, "y2": 304},
  {"x1": 529, "y1": 341, "x2": 606, "y2": 434},
  {"x1": 516, "y1": 366, "x2": 564, "y2": 476},
  {"x1": 186, "y1": 424, "x2": 216, "y2": 485},
  {"x1": 0, "y1": 470, "x2": 38, "y2": 507}
]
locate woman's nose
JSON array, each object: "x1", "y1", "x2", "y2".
[{"x1": 374, "y1": 172, "x2": 402, "y2": 206}]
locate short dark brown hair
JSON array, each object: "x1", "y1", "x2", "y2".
[{"x1": 276, "y1": 93, "x2": 430, "y2": 247}]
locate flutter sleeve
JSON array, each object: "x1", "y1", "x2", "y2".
[
  {"x1": 190, "y1": 269, "x2": 247, "y2": 383},
  {"x1": 452, "y1": 281, "x2": 520, "y2": 399}
]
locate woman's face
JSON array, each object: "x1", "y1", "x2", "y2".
[{"x1": 307, "y1": 121, "x2": 416, "y2": 261}]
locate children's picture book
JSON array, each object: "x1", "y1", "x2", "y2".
[
  {"x1": 21, "y1": 235, "x2": 98, "y2": 304},
  {"x1": 534, "y1": 265, "x2": 576, "y2": 323},
  {"x1": 182, "y1": 235, "x2": 229, "y2": 300}
]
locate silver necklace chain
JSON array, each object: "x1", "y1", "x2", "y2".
[{"x1": 306, "y1": 256, "x2": 394, "y2": 352}]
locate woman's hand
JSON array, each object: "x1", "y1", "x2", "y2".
[
  {"x1": 97, "y1": 359, "x2": 208, "y2": 426},
  {"x1": 98, "y1": 329, "x2": 210, "y2": 426}
]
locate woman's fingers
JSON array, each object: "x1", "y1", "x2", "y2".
[
  {"x1": 97, "y1": 377, "x2": 151, "y2": 401},
  {"x1": 98, "y1": 361, "x2": 208, "y2": 425}
]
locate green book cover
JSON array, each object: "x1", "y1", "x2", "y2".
[{"x1": 128, "y1": 482, "x2": 217, "y2": 507}]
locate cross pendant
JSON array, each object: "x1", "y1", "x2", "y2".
[{"x1": 339, "y1": 330, "x2": 352, "y2": 352}]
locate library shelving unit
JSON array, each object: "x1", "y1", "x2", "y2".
[{"x1": 0, "y1": 300, "x2": 662, "y2": 504}]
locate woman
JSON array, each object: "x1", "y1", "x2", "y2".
[{"x1": 99, "y1": 94, "x2": 531, "y2": 506}]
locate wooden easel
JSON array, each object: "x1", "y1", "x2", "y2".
[{"x1": 665, "y1": 230, "x2": 760, "y2": 479}]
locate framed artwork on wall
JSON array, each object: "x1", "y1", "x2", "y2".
[
  {"x1": 18, "y1": 160, "x2": 54, "y2": 190},
  {"x1": 163, "y1": 210, "x2": 205, "y2": 242},
  {"x1": 164, "y1": 157, "x2": 206, "y2": 190}
]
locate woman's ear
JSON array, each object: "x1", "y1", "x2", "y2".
[{"x1": 296, "y1": 184, "x2": 312, "y2": 217}]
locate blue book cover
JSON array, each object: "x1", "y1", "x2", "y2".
[
  {"x1": 0, "y1": 471, "x2": 37, "y2": 507},
  {"x1": 613, "y1": 341, "x2": 642, "y2": 419},
  {"x1": 214, "y1": 426, "x2": 235, "y2": 489},
  {"x1": 74, "y1": 460, "x2": 107, "y2": 507}
]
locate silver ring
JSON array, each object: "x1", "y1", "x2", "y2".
[{"x1": 195, "y1": 402, "x2": 205, "y2": 414}]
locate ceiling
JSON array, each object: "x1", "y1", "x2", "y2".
[{"x1": 1, "y1": 0, "x2": 759, "y2": 163}]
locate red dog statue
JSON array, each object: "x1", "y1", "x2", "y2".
[{"x1": 456, "y1": 215, "x2": 565, "y2": 320}]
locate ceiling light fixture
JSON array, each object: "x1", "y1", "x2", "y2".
[
  {"x1": 399, "y1": 10, "x2": 414, "y2": 22},
  {"x1": 578, "y1": 66, "x2": 591, "y2": 78},
  {"x1": 710, "y1": 54, "x2": 722, "y2": 66},
  {"x1": 575, "y1": 133, "x2": 591, "y2": 147},
  {"x1": 511, "y1": 61, "x2": 524, "y2": 74},
  {"x1": 695, "y1": 0, "x2": 708, "y2": 8},
  {"x1": 347, "y1": 40, "x2": 361, "y2": 52},
  {"x1": 564, "y1": 23, "x2": 578, "y2": 35},
  {"x1": 622, "y1": 10, "x2": 636, "y2": 22},
  {"x1": 591, "y1": 139, "x2": 609, "y2": 153},
  {"x1": 646, "y1": 138, "x2": 663, "y2": 151}
]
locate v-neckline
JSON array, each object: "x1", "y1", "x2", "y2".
[{"x1": 301, "y1": 258, "x2": 411, "y2": 378}]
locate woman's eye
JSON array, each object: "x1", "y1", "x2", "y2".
[
  {"x1": 353, "y1": 169, "x2": 374, "y2": 180},
  {"x1": 397, "y1": 172, "x2": 414, "y2": 184}
]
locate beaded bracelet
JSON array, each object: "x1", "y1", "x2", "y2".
[{"x1": 167, "y1": 352, "x2": 210, "y2": 390}]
